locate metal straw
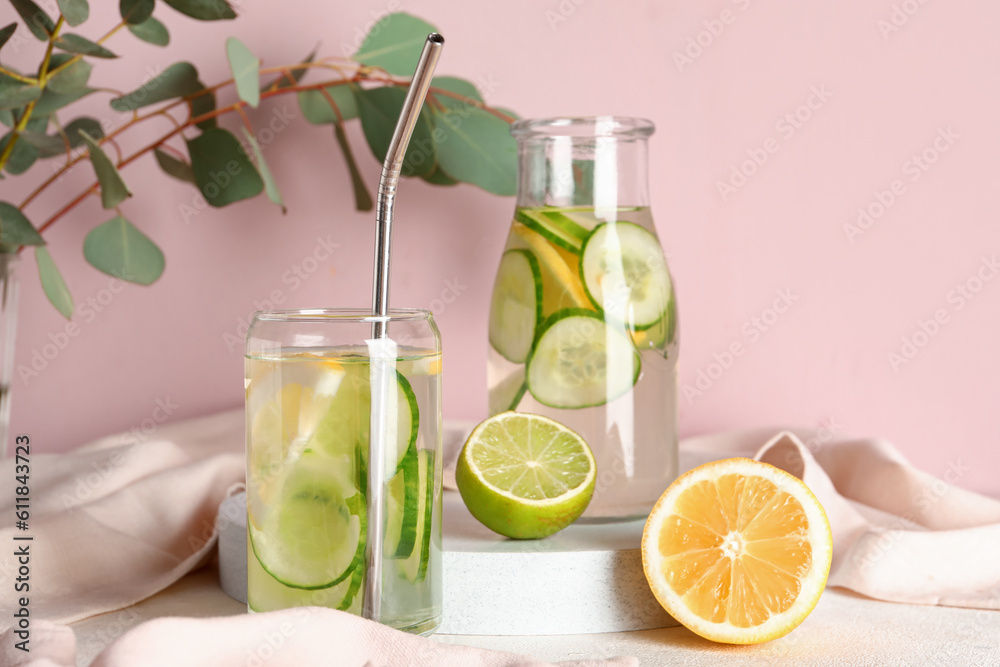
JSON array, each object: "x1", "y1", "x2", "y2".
[{"x1": 363, "y1": 33, "x2": 444, "y2": 623}]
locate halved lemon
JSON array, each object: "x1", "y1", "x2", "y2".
[{"x1": 641, "y1": 458, "x2": 832, "y2": 644}]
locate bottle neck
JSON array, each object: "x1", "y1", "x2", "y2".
[{"x1": 516, "y1": 136, "x2": 650, "y2": 213}]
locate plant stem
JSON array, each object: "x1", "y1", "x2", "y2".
[
  {"x1": 0, "y1": 66, "x2": 37, "y2": 84},
  {"x1": 0, "y1": 16, "x2": 65, "y2": 172}
]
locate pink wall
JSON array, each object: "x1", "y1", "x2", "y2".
[{"x1": 5, "y1": 0, "x2": 998, "y2": 495}]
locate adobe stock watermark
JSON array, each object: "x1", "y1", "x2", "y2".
[
  {"x1": 877, "y1": 0, "x2": 932, "y2": 40},
  {"x1": 843, "y1": 126, "x2": 959, "y2": 244},
  {"x1": 671, "y1": 0, "x2": 755, "y2": 73},
  {"x1": 886, "y1": 254, "x2": 998, "y2": 372},
  {"x1": 17, "y1": 271, "x2": 135, "y2": 387},
  {"x1": 222, "y1": 235, "x2": 340, "y2": 352},
  {"x1": 544, "y1": 0, "x2": 591, "y2": 31},
  {"x1": 716, "y1": 85, "x2": 833, "y2": 201},
  {"x1": 683, "y1": 288, "x2": 800, "y2": 404}
]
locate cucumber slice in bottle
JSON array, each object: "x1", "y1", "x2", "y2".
[
  {"x1": 515, "y1": 208, "x2": 587, "y2": 253},
  {"x1": 488, "y1": 366, "x2": 527, "y2": 415},
  {"x1": 489, "y1": 249, "x2": 543, "y2": 364},
  {"x1": 250, "y1": 451, "x2": 364, "y2": 590},
  {"x1": 580, "y1": 221, "x2": 672, "y2": 330},
  {"x1": 527, "y1": 309, "x2": 641, "y2": 409},
  {"x1": 510, "y1": 222, "x2": 590, "y2": 314}
]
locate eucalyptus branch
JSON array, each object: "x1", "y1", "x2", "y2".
[{"x1": 0, "y1": 66, "x2": 37, "y2": 84}]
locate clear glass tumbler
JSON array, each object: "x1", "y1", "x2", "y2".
[
  {"x1": 488, "y1": 117, "x2": 679, "y2": 521},
  {"x1": 245, "y1": 308, "x2": 442, "y2": 634}
]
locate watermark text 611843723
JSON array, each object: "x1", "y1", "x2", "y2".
[{"x1": 11, "y1": 434, "x2": 33, "y2": 653}]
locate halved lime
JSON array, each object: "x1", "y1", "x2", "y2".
[{"x1": 456, "y1": 412, "x2": 596, "y2": 539}]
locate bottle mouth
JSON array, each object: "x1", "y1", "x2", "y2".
[{"x1": 510, "y1": 116, "x2": 655, "y2": 140}]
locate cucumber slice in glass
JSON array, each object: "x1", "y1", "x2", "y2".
[
  {"x1": 527, "y1": 309, "x2": 641, "y2": 409},
  {"x1": 488, "y1": 366, "x2": 527, "y2": 415},
  {"x1": 400, "y1": 448, "x2": 435, "y2": 583},
  {"x1": 489, "y1": 249, "x2": 542, "y2": 364},
  {"x1": 515, "y1": 208, "x2": 586, "y2": 253},
  {"x1": 386, "y1": 443, "x2": 420, "y2": 559},
  {"x1": 250, "y1": 451, "x2": 364, "y2": 590},
  {"x1": 580, "y1": 221, "x2": 672, "y2": 330}
]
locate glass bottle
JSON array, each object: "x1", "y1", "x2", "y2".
[{"x1": 487, "y1": 117, "x2": 678, "y2": 520}]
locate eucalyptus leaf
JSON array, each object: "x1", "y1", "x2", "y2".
[
  {"x1": 20, "y1": 130, "x2": 64, "y2": 155},
  {"x1": 34, "y1": 87, "x2": 94, "y2": 115},
  {"x1": 29, "y1": 117, "x2": 101, "y2": 158},
  {"x1": 422, "y1": 166, "x2": 458, "y2": 186},
  {"x1": 0, "y1": 131, "x2": 38, "y2": 174},
  {"x1": 153, "y1": 147, "x2": 194, "y2": 184},
  {"x1": 226, "y1": 37, "x2": 259, "y2": 108},
  {"x1": 83, "y1": 215, "x2": 164, "y2": 285},
  {"x1": 433, "y1": 104, "x2": 516, "y2": 196},
  {"x1": 431, "y1": 76, "x2": 482, "y2": 103},
  {"x1": 333, "y1": 122, "x2": 372, "y2": 212},
  {"x1": 264, "y1": 47, "x2": 316, "y2": 91},
  {"x1": 494, "y1": 107, "x2": 520, "y2": 121},
  {"x1": 10, "y1": 0, "x2": 54, "y2": 40},
  {"x1": 35, "y1": 246, "x2": 73, "y2": 318},
  {"x1": 185, "y1": 127, "x2": 263, "y2": 207},
  {"x1": 353, "y1": 13, "x2": 437, "y2": 76},
  {"x1": 120, "y1": 0, "x2": 154, "y2": 24},
  {"x1": 46, "y1": 54, "x2": 92, "y2": 93},
  {"x1": 127, "y1": 16, "x2": 168, "y2": 46},
  {"x1": 240, "y1": 127, "x2": 283, "y2": 211},
  {"x1": 0, "y1": 109, "x2": 12, "y2": 127},
  {"x1": 298, "y1": 83, "x2": 357, "y2": 124},
  {"x1": 0, "y1": 202, "x2": 44, "y2": 245},
  {"x1": 79, "y1": 130, "x2": 131, "y2": 208},
  {"x1": 0, "y1": 23, "x2": 17, "y2": 50},
  {"x1": 57, "y1": 0, "x2": 90, "y2": 26},
  {"x1": 0, "y1": 74, "x2": 41, "y2": 111},
  {"x1": 189, "y1": 87, "x2": 216, "y2": 129},
  {"x1": 356, "y1": 86, "x2": 436, "y2": 178},
  {"x1": 110, "y1": 62, "x2": 200, "y2": 112},
  {"x1": 163, "y1": 0, "x2": 235, "y2": 21},
  {"x1": 55, "y1": 34, "x2": 118, "y2": 59}
]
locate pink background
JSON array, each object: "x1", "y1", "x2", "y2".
[{"x1": 4, "y1": 0, "x2": 998, "y2": 495}]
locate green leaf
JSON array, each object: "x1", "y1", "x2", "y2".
[
  {"x1": 494, "y1": 107, "x2": 520, "y2": 121},
  {"x1": 33, "y1": 86, "x2": 94, "y2": 115},
  {"x1": 10, "y1": 0, "x2": 54, "y2": 40},
  {"x1": 0, "y1": 132, "x2": 37, "y2": 174},
  {"x1": 0, "y1": 74, "x2": 41, "y2": 111},
  {"x1": 35, "y1": 246, "x2": 73, "y2": 318},
  {"x1": 46, "y1": 54, "x2": 92, "y2": 93},
  {"x1": 120, "y1": 0, "x2": 154, "y2": 24},
  {"x1": 226, "y1": 37, "x2": 259, "y2": 108},
  {"x1": 356, "y1": 86, "x2": 436, "y2": 178},
  {"x1": 79, "y1": 130, "x2": 131, "y2": 208},
  {"x1": 189, "y1": 87, "x2": 215, "y2": 129},
  {"x1": 0, "y1": 109, "x2": 12, "y2": 127},
  {"x1": 110, "y1": 62, "x2": 200, "y2": 112},
  {"x1": 353, "y1": 13, "x2": 437, "y2": 76},
  {"x1": 162, "y1": 0, "x2": 235, "y2": 21},
  {"x1": 240, "y1": 127, "x2": 283, "y2": 212},
  {"x1": 20, "y1": 130, "x2": 64, "y2": 155},
  {"x1": 26, "y1": 117, "x2": 98, "y2": 158},
  {"x1": 333, "y1": 122, "x2": 371, "y2": 212},
  {"x1": 0, "y1": 23, "x2": 17, "y2": 50},
  {"x1": 55, "y1": 33, "x2": 118, "y2": 59},
  {"x1": 433, "y1": 104, "x2": 517, "y2": 196},
  {"x1": 422, "y1": 166, "x2": 458, "y2": 186},
  {"x1": 298, "y1": 82, "x2": 357, "y2": 124},
  {"x1": 57, "y1": 0, "x2": 89, "y2": 26},
  {"x1": 264, "y1": 46, "x2": 316, "y2": 91},
  {"x1": 127, "y1": 16, "x2": 168, "y2": 46},
  {"x1": 83, "y1": 215, "x2": 164, "y2": 285},
  {"x1": 431, "y1": 76, "x2": 482, "y2": 103},
  {"x1": 153, "y1": 147, "x2": 194, "y2": 184},
  {"x1": 0, "y1": 202, "x2": 43, "y2": 245},
  {"x1": 186, "y1": 128, "x2": 263, "y2": 207}
]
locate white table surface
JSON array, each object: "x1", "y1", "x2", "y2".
[{"x1": 70, "y1": 565, "x2": 1000, "y2": 666}]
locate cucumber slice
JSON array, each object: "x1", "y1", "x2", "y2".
[
  {"x1": 250, "y1": 451, "x2": 364, "y2": 590},
  {"x1": 306, "y1": 365, "x2": 418, "y2": 475},
  {"x1": 527, "y1": 309, "x2": 641, "y2": 409},
  {"x1": 510, "y1": 222, "x2": 590, "y2": 314},
  {"x1": 580, "y1": 222, "x2": 672, "y2": 330},
  {"x1": 386, "y1": 443, "x2": 420, "y2": 559},
  {"x1": 400, "y1": 448, "x2": 435, "y2": 582},
  {"x1": 515, "y1": 208, "x2": 586, "y2": 253},
  {"x1": 489, "y1": 249, "x2": 542, "y2": 364},
  {"x1": 489, "y1": 366, "x2": 527, "y2": 415}
]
